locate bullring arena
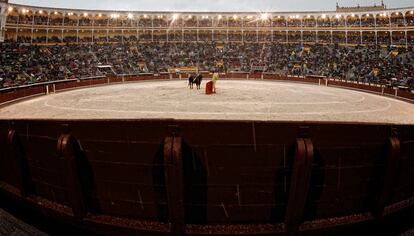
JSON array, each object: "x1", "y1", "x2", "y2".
[
  {"x1": 1, "y1": 79, "x2": 414, "y2": 123},
  {"x1": 1, "y1": 0, "x2": 414, "y2": 235}
]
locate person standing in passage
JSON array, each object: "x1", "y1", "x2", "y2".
[{"x1": 212, "y1": 71, "x2": 219, "y2": 93}]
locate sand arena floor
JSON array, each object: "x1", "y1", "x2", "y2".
[{"x1": 0, "y1": 80, "x2": 414, "y2": 124}]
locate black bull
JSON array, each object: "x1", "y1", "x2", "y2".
[{"x1": 188, "y1": 75, "x2": 203, "y2": 90}]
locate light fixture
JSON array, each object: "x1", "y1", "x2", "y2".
[
  {"x1": 143, "y1": 14, "x2": 148, "y2": 18},
  {"x1": 335, "y1": 14, "x2": 341, "y2": 19},
  {"x1": 54, "y1": 11, "x2": 58, "y2": 15},
  {"x1": 260, "y1": 13, "x2": 269, "y2": 20},
  {"x1": 98, "y1": 13, "x2": 102, "y2": 17},
  {"x1": 172, "y1": 14, "x2": 179, "y2": 20},
  {"x1": 218, "y1": 15, "x2": 222, "y2": 19},
  {"x1": 8, "y1": 7, "x2": 13, "y2": 12},
  {"x1": 128, "y1": 13, "x2": 133, "y2": 19},
  {"x1": 84, "y1": 13, "x2": 88, "y2": 17},
  {"x1": 321, "y1": 14, "x2": 326, "y2": 19},
  {"x1": 39, "y1": 10, "x2": 43, "y2": 14},
  {"x1": 233, "y1": 15, "x2": 238, "y2": 20}
]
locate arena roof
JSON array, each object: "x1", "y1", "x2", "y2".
[
  {"x1": 7, "y1": 0, "x2": 414, "y2": 12},
  {"x1": 5, "y1": 2, "x2": 414, "y2": 18}
]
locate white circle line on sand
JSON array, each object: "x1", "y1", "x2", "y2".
[
  {"x1": 60, "y1": 90, "x2": 367, "y2": 105},
  {"x1": 43, "y1": 97, "x2": 391, "y2": 116}
]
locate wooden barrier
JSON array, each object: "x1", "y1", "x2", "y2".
[{"x1": 0, "y1": 119, "x2": 413, "y2": 235}]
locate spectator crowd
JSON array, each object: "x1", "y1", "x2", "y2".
[{"x1": 1, "y1": 42, "x2": 413, "y2": 90}]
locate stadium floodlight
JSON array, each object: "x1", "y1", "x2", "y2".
[
  {"x1": 260, "y1": 13, "x2": 269, "y2": 21},
  {"x1": 128, "y1": 13, "x2": 133, "y2": 19}
]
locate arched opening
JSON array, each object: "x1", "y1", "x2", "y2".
[
  {"x1": 360, "y1": 13, "x2": 375, "y2": 27},
  {"x1": 153, "y1": 15, "x2": 168, "y2": 28},
  {"x1": 272, "y1": 16, "x2": 286, "y2": 27},
  {"x1": 375, "y1": 13, "x2": 390, "y2": 28},
  {"x1": 346, "y1": 15, "x2": 360, "y2": 27},
  {"x1": 303, "y1": 15, "x2": 316, "y2": 27},
  {"x1": 390, "y1": 12, "x2": 405, "y2": 27},
  {"x1": 94, "y1": 14, "x2": 109, "y2": 27}
]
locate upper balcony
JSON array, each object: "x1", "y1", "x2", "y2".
[{"x1": 4, "y1": 4, "x2": 414, "y2": 30}]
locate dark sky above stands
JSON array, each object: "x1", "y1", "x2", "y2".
[{"x1": 9, "y1": 0, "x2": 414, "y2": 11}]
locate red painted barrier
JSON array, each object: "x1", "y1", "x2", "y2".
[{"x1": 0, "y1": 120, "x2": 413, "y2": 235}]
